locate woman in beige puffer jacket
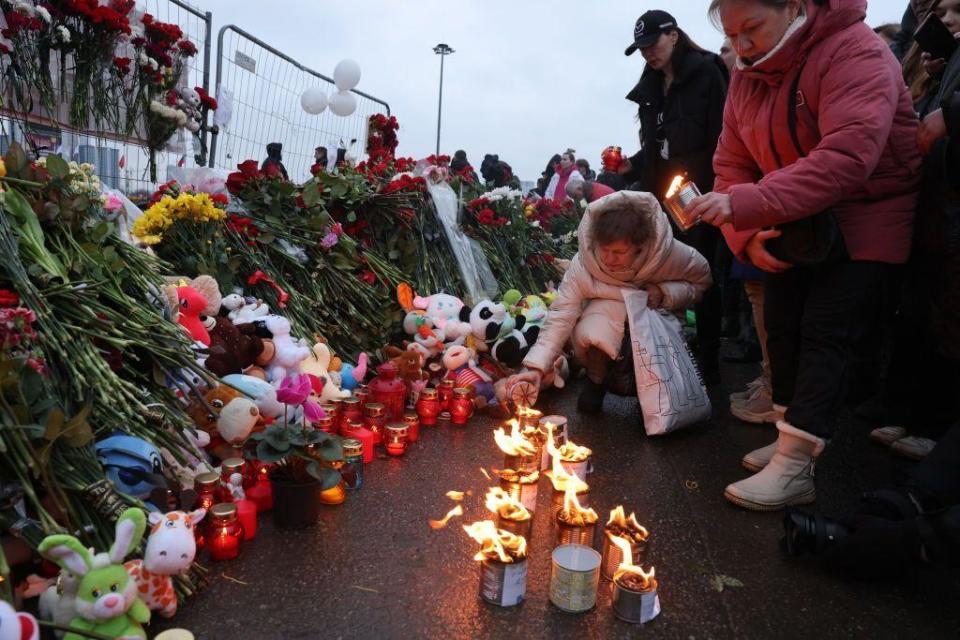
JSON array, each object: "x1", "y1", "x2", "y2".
[{"x1": 518, "y1": 190, "x2": 712, "y2": 412}]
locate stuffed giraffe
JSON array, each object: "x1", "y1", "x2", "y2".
[{"x1": 125, "y1": 509, "x2": 205, "y2": 618}]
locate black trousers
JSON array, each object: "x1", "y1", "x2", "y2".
[
  {"x1": 678, "y1": 223, "x2": 722, "y2": 365},
  {"x1": 763, "y1": 261, "x2": 893, "y2": 438}
]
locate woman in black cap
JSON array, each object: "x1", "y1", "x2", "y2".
[{"x1": 619, "y1": 9, "x2": 729, "y2": 384}]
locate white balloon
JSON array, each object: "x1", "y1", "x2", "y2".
[
  {"x1": 329, "y1": 90, "x2": 357, "y2": 117},
  {"x1": 300, "y1": 87, "x2": 328, "y2": 115},
  {"x1": 333, "y1": 59, "x2": 361, "y2": 91}
]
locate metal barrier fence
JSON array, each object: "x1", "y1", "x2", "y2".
[
  {"x1": 0, "y1": 0, "x2": 212, "y2": 198},
  {"x1": 209, "y1": 25, "x2": 391, "y2": 183}
]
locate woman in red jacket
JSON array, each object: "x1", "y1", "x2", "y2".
[{"x1": 684, "y1": 0, "x2": 922, "y2": 511}]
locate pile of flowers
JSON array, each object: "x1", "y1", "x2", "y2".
[
  {"x1": 366, "y1": 113, "x2": 399, "y2": 161},
  {"x1": 132, "y1": 183, "x2": 227, "y2": 246}
]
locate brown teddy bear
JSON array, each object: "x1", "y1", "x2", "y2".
[
  {"x1": 204, "y1": 316, "x2": 265, "y2": 377},
  {"x1": 186, "y1": 385, "x2": 261, "y2": 460},
  {"x1": 384, "y1": 345, "x2": 429, "y2": 385}
]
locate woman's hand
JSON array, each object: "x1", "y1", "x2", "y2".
[
  {"x1": 646, "y1": 284, "x2": 664, "y2": 308},
  {"x1": 504, "y1": 368, "x2": 543, "y2": 392},
  {"x1": 684, "y1": 192, "x2": 733, "y2": 227},
  {"x1": 617, "y1": 158, "x2": 632, "y2": 175},
  {"x1": 745, "y1": 229, "x2": 792, "y2": 273},
  {"x1": 921, "y1": 52, "x2": 948, "y2": 79},
  {"x1": 918, "y1": 108, "x2": 947, "y2": 155}
]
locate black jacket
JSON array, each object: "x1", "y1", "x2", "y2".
[{"x1": 623, "y1": 49, "x2": 728, "y2": 200}]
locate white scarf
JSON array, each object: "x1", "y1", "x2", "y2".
[{"x1": 736, "y1": 10, "x2": 809, "y2": 70}]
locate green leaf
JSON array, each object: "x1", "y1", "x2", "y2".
[
  {"x1": 45, "y1": 154, "x2": 69, "y2": 179},
  {"x1": 311, "y1": 436, "x2": 343, "y2": 462},
  {"x1": 346, "y1": 211, "x2": 357, "y2": 223},
  {"x1": 255, "y1": 439, "x2": 288, "y2": 463},
  {"x1": 263, "y1": 426, "x2": 291, "y2": 451},
  {"x1": 306, "y1": 461, "x2": 341, "y2": 490}
]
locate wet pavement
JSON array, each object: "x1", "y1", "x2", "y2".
[{"x1": 157, "y1": 363, "x2": 960, "y2": 639}]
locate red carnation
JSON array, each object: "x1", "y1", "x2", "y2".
[
  {"x1": 0, "y1": 289, "x2": 19, "y2": 307},
  {"x1": 113, "y1": 56, "x2": 131, "y2": 73},
  {"x1": 177, "y1": 39, "x2": 197, "y2": 56}
]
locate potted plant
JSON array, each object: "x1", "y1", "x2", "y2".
[{"x1": 248, "y1": 421, "x2": 343, "y2": 529}]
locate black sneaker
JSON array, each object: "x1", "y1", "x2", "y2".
[{"x1": 577, "y1": 380, "x2": 606, "y2": 414}]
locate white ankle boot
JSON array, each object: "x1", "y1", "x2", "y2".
[
  {"x1": 725, "y1": 421, "x2": 825, "y2": 511},
  {"x1": 741, "y1": 440, "x2": 777, "y2": 472}
]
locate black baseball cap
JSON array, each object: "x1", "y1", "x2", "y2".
[{"x1": 625, "y1": 10, "x2": 678, "y2": 55}]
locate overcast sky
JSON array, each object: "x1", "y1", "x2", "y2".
[{"x1": 195, "y1": 0, "x2": 907, "y2": 183}]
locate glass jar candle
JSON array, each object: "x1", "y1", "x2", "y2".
[
  {"x1": 207, "y1": 503, "x2": 245, "y2": 561},
  {"x1": 338, "y1": 397, "x2": 363, "y2": 434},
  {"x1": 195, "y1": 472, "x2": 219, "y2": 511},
  {"x1": 343, "y1": 418, "x2": 375, "y2": 464},
  {"x1": 438, "y1": 379, "x2": 455, "y2": 412},
  {"x1": 385, "y1": 423, "x2": 409, "y2": 456},
  {"x1": 364, "y1": 403, "x2": 387, "y2": 446},
  {"x1": 316, "y1": 415, "x2": 336, "y2": 434},
  {"x1": 450, "y1": 387, "x2": 474, "y2": 425},
  {"x1": 403, "y1": 411, "x2": 420, "y2": 443},
  {"x1": 416, "y1": 388, "x2": 441, "y2": 426},
  {"x1": 217, "y1": 457, "x2": 246, "y2": 502},
  {"x1": 321, "y1": 402, "x2": 338, "y2": 422},
  {"x1": 354, "y1": 387, "x2": 371, "y2": 414},
  {"x1": 246, "y1": 464, "x2": 274, "y2": 512},
  {"x1": 341, "y1": 438, "x2": 364, "y2": 490}
]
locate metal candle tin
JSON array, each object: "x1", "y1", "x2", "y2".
[
  {"x1": 549, "y1": 483, "x2": 590, "y2": 521},
  {"x1": 479, "y1": 558, "x2": 528, "y2": 607},
  {"x1": 497, "y1": 513, "x2": 533, "y2": 542},
  {"x1": 516, "y1": 407, "x2": 543, "y2": 431},
  {"x1": 601, "y1": 531, "x2": 649, "y2": 581},
  {"x1": 559, "y1": 456, "x2": 590, "y2": 482},
  {"x1": 499, "y1": 470, "x2": 539, "y2": 513},
  {"x1": 503, "y1": 451, "x2": 539, "y2": 474},
  {"x1": 549, "y1": 544, "x2": 602, "y2": 613},
  {"x1": 556, "y1": 514, "x2": 597, "y2": 548},
  {"x1": 611, "y1": 576, "x2": 660, "y2": 624},
  {"x1": 663, "y1": 178, "x2": 703, "y2": 231}
]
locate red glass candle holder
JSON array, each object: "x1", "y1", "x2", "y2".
[
  {"x1": 416, "y1": 388, "x2": 441, "y2": 426},
  {"x1": 364, "y1": 403, "x2": 387, "y2": 446},
  {"x1": 438, "y1": 379, "x2": 455, "y2": 411},
  {"x1": 207, "y1": 503, "x2": 245, "y2": 561},
  {"x1": 450, "y1": 387, "x2": 474, "y2": 426},
  {"x1": 343, "y1": 418, "x2": 375, "y2": 464},
  {"x1": 354, "y1": 387, "x2": 371, "y2": 414},
  {"x1": 403, "y1": 412, "x2": 420, "y2": 443},
  {"x1": 316, "y1": 415, "x2": 336, "y2": 434},
  {"x1": 338, "y1": 397, "x2": 363, "y2": 434},
  {"x1": 369, "y1": 362, "x2": 407, "y2": 420},
  {"x1": 385, "y1": 423, "x2": 409, "y2": 456},
  {"x1": 235, "y1": 498, "x2": 257, "y2": 540}
]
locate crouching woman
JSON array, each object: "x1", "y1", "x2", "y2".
[{"x1": 507, "y1": 190, "x2": 712, "y2": 413}]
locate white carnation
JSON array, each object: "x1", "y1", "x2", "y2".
[{"x1": 56, "y1": 25, "x2": 70, "y2": 43}]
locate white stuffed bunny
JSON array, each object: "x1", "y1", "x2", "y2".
[{"x1": 300, "y1": 343, "x2": 350, "y2": 403}]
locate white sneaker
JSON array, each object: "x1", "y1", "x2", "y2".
[
  {"x1": 729, "y1": 376, "x2": 766, "y2": 404},
  {"x1": 731, "y1": 387, "x2": 784, "y2": 424},
  {"x1": 890, "y1": 436, "x2": 937, "y2": 461}
]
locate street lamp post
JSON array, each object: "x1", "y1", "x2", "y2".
[{"x1": 433, "y1": 43, "x2": 454, "y2": 157}]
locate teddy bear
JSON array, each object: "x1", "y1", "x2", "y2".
[
  {"x1": 385, "y1": 345, "x2": 430, "y2": 392},
  {"x1": 187, "y1": 385, "x2": 260, "y2": 460},
  {"x1": 177, "y1": 85, "x2": 202, "y2": 133},
  {"x1": 260, "y1": 315, "x2": 309, "y2": 382},
  {"x1": 230, "y1": 298, "x2": 271, "y2": 325},
  {"x1": 204, "y1": 316, "x2": 265, "y2": 377}
]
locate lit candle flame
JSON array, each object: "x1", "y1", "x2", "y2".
[
  {"x1": 428, "y1": 504, "x2": 464, "y2": 530},
  {"x1": 479, "y1": 467, "x2": 492, "y2": 481},
  {"x1": 611, "y1": 534, "x2": 655, "y2": 588},
  {"x1": 546, "y1": 450, "x2": 589, "y2": 493},
  {"x1": 445, "y1": 491, "x2": 465, "y2": 502},
  {"x1": 463, "y1": 520, "x2": 527, "y2": 562},
  {"x1": 665, "y1": 174, "x2": 685, "y2": 199},
  {"x1": 484, "y1": 487, "x2": 531, "y2": 522},
  {"x1": 548, "y1": 437, "x2": 591, "y2": 463},
  {"x1": 494, "y1": 419, "x2": 537, "y2": 456},
  {"x1": 560, "y1": 481, "x2": 598, "y2": 526},
  {"x1": 606, "y1": 505, "x2": 649, "y2": 540}
]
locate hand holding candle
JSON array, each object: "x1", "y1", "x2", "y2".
[{"x1": 682, "y1": 191, "x2": 733, "y2": 227}]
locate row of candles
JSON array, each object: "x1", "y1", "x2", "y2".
[
  {"x1": 442, "y1": 406, "x2": 660, "y2": 624},
  {"x1": 188, "y1": 375, "x2": 480, "y2": 560}
]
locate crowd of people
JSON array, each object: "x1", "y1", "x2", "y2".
[{"x1": 510, "y1": 0, "x2": 960, "y2": 574}]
